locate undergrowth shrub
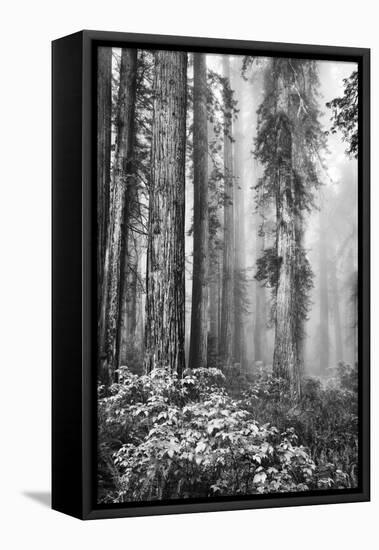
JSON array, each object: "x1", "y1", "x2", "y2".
[
  {"x1": 98, "y1": 362, "x2": 358, "y2": 502},
  {"x1": 241, "y1": 362, "x2": 358, "y2": 489},
  {"x1": 98, "y1": 367, "x2": 315, "y2": 503}
]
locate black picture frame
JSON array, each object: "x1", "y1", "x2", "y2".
[{"x1": 52, "y1": 30, "x2": 370, "y2": 520}]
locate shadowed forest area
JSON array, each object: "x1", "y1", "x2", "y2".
[{"x1": 96, "y1": 47, "x2": 359, "y2": 504}]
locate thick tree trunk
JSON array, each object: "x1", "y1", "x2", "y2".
[
  {"x1": 117, "y1": 114, "x2": 139, "y2": 369},
  {"x1": 189, "y1": 53, "x2": 209, "y2": 370},
  {"x1": 144, "y1": 51, "x2": 187, "y2": 375},
  {"x1": 319, "y1": 210, "x2": 330, "y2": 375},
  {"x1": 99, "y1": 49, "x2": 137, "y2": 384},
  {"x1": 220, "y1": 57, "x2": 234, "y2": 367},
  {"x1": 97, "y1": 46, "x2": 112, "y2": 297},
  {"x1": 272, "y1": 73, "x2": 301, "y2": 402},
  {"x1": 273, "y1": 189, "x2": 300, "y2": 399}
]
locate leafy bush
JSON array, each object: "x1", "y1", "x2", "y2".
[
  {"x1": 98, "y1": 363, "x2": 358, "y2": 502},
  {"x1": 98, "y1": 367, "x2": 316, "y2": 503},
  {"x1": 241, "y1": 362, "x2": 358, "y2": 489}
]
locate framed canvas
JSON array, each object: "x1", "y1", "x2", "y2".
[{"x1": 52, "y1": 30, "x2": 370, "y2": 520}]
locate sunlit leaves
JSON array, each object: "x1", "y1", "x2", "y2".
[{"x1": 98, "y1": 366, "x2": 317, "y2": 503}]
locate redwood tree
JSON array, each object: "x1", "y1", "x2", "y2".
[
  {"x1": 97, "y1": 47, "x2": 112, "y2": 296},
  {"x1": 144, "y1": 50, "x2": 187, "y2": 375},
  {"x1": 233, "y1": 66, "x2": 246, "y2": 366},
  {"x1": 220, "y1": 57, "x2": 235, "y2": 367},
  {"x1": 189, "y1": 53, "x2": 209, "y2": 370},
  {"x1": 207, "y1": 122, "x2": 222, "y2": 363},
  {"x1": 99, "y1": 48, "x2": 137, "y2": 384},
  {"x1": 255, "y1": 59, "x2": 324, "y2": 402}
]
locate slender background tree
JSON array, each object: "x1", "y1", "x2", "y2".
[{"x1": 189, "y1": 53, "x2": 209, "y2": 370}]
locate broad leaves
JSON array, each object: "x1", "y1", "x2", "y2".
[{"x1": 99, "y1": 367, "x2": 316, "y2": 503}]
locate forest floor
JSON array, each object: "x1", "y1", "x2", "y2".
[{"x1": 97, "y1": 362, "x2": 358, "y2": 503}]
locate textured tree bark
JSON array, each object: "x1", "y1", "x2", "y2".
[
  {"x1": 126, "y1": 243, "x2": 138, "y2": 340},
  {"x1": 97, "y1": 47, "x2": 112, "y2": 297},
  {"x1": 208, "y1": 261, "x2": 219, "y2": 360},
  {"x1": 144, "y1": 51, "x2": 187, "y2": 375},
  {"x1": 118, "y1": 235, "x2": 138, "y2": 368},
  {"x1": 189, "y1": 53, "x2": 209, "y2": 370},
  {"x1": 99, "y1": 48, "x2": 137, "y2": 384},
  {"x1": 207, "y1": 123, "x2": 221, "y2": 363},
  {"x1": 117, "y1": 111, "x2": 139, "y2": 369},
  {"x1": 272, "y1": 72, "x2": 301, "y2": 402},
  {"x1": 273, "y1": 184, "x2": 300, "y2": 398},
  {"x1": 254, "y1": 215, "x2": 265, "y2": 363},
  {"x1": 220, "y1": 57, "x2": 235, "y2": 367}
]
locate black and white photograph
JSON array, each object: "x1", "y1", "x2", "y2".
[
  {"x1": 96, "y1": 46, "x2": 360, "y2": 505},
  {"x1": 1, "y1": 0, "x2": 377, "y2": 541}
]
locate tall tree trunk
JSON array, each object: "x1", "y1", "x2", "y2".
[
  {"x1": 126, "y1": 242, "x2": 138, "y2": 341},
  {"x1": 220, "y1": 57, "x2": 234, "y2": 366},
  {"x1": 208, "y1": 258, "x2": 219, "y2": 362},
  {"x1": 97, "y1": 46, "x2": 112, "y2": 297},
  {"x1": 99, "y1": 48, "x2": 137, "y2": 384},
  {"x1": 295, "y1": 216, "x2": 306, "y2": 376},
  {"x1": 272, "y1": 73, "x2": 301, "y2": 402},
  {"x1": 254, "y1": 214, "x2": 266, "y2": 363},
  {"x1": 189, "y1": 53, "x2": 209, "y2": 370},
  {"x1": 256, "y1": 60, "x2": 321, "y2": 401},
  {"x1": 233, "y1": 75, "x2": 245, "y2": 367},
  {"x1": 144, "y1": 51, "x2": 187, "y2": 375},
  {"x1": 319, "y1": 209, "x2": 330, "y2": 375},
  {"x1": 273, "y1": 185, "x2": 299, "y2": 395},
  {"x1": 208, "y1": 124, "x2": 221, "y2": 364},
  {"x1": 218, "y1": 247, "x2": 223, "y2": 353},
  {"x1": 118, "y1": 234, "x2": 138, "y2": 367},
  {"x1": 136, "y1": 254, "x2": 145, "y2": 367},
  {"x1": 117, "y1": 113, "x2": 139, "y2": 369}
]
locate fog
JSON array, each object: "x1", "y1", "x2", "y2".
[
  {"x1": 183, "y1": 56, "x2": 358, "y2": 375},
  {"x1": 107, "y1": 50, "x2": 358, "y2": 377}
]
